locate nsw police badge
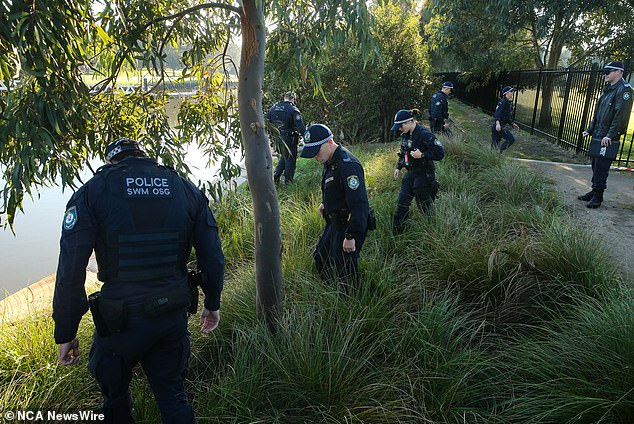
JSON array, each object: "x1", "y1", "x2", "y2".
[
  {"x1": 63, "y1": 206, "x2": 78, "y2": 230},
  {"x1": 624, "y1": 92, "x2": 631, "y2": 101},
  {"x1": 347, "y1": 175, "x2": 360, "y2": 190}
]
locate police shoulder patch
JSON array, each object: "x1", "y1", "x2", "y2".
[
  {"x1": 624, "y1": 92, "x2": 631, "y2": 101},
  {"x1": 63, "y1": 206, "x2": 78, "y2": 230},
  {"x1": 347, "y1": 175, "x2": 360, "y2": 190},
  {"x1": 304, "y1": 130, "x2": 311, "y2": 142}
]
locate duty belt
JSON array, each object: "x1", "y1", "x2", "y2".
[{"x1": 327, "y1": 210, "x2": 350, "y2": 224}]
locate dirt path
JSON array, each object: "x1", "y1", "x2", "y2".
[{"x1": 519, "y1": 159, "x2": 634, "y2": 281}]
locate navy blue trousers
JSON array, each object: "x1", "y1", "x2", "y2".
[
  {"x1": 392, "y1": 170, "x2": 438, "y2": 234},
  {"x1": 491, "y1": 125, "x2": 515, "y2": 151},
  {"x1": 274, "y1": 134, "x2": 298, "y2": 183},
  {"x1": 429, "y1": 119, "x2": 448, "y2": 135},
  {"x1": 88, "y1": 309, "x2": 194, "y2": 424},
  {"x1": 591, "y1": 156, "x2": 612, "y2": 190},
  {"x1": 314, "y1": 222, "x2": 365, "y2": 292}
]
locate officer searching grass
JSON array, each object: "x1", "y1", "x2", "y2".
[
  {"x1": 53, "y1": 137, "x2": 225, "y2": 424},
  {"x1": 428, "y1": 81, "x2": 453, "y2": 135},
  {"x1": 266, "y1": 91, "x2": 306, "y2": 184},
  {"x1": 391, "y1": 109, "x2": 445, "y2": 235},
  {"x1": 300, "y1": 123, "x2": 375, "y2": 293},
  {"x1": 491, "y1": 86, "x2": 519, "y2": 152}
]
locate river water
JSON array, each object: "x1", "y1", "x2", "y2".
[{"x1": 0, "y1": 144, "x2": 241, "y2": 298}]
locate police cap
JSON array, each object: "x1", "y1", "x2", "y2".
[
  {"x1": 442, "y1": 81, "x2": 454, "y2": 90},
  {"x1": 501, "y1": 86, "x2": 517, "y2": 96},
  {"x1": 391, "y1": 109, "x2": 414, "y2": 133},
  {"x1": 602, "y1": 61, "x2": 625, "y2": 74},
  {"x1": 300, "y1": 123, "x2": 333, "y2": 158},
  {"x1": 105, "y1": 137, "x2": 143, "y2": 162}
]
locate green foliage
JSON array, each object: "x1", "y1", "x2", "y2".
[
  {"x1": 266, "y1": 2, "x2": 431, "y2": 143},
  {"x1": 421, "y1": 0, "x2": 634, "y2": 73},
  {"x1": 498, "y1": 288, "x2": 634, "y2": 423}
]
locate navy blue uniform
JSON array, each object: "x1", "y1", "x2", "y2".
[
  {"x1": 53, "y1": 157, "x2": 224, "y2": 424},
  {"x1": 491, "y1": 96, "x2": 515, "y2": 151},
  {"x1": 266, "y1": 100, "x2": 306, "y2": 183},
  {"x1": 585, "y1": 78, "x2": 633, "y2": 190},
  {"x1": 393, "y1": 124, "x2": 445, "y2": 234},
  {"x1": 314, "y1": 146, "x2": 369, "y2": 291},
  {"x1": 429, "y1": 90, "x2": 449, "y2": 134}
]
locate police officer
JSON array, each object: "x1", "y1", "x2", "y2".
[
  {"x1": 266, "y1": 91, "x2": 306, "y2": 184},
  {"x1": 299, "y1": 124, "x2": 370, "y2": 291},
  {"x1": 429, "y1": 81, "x2": 453, "y2": 135},
  {"x1": 52, "y1": 138, "x2": 224, "y2": 424},
  {"x1": 579, "y1": 61, "x2": 633, "y2": 209},
  {"x1": 491, "y1": 86, "x2": 519, "y2": 151},
  {"x1": 391, "y1": 109, "x2": 445, "y2": 235}
]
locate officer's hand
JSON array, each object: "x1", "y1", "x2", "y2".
[
  {"x1": 58, "y1": 338, "x2": 81, "y2": 366},
  {"x1": 318, "y1": 203, "x2": 325, "y2": 216},
  {"x1": 512, "y1": 123, "x2": 519, "y2": 130},
  {"x1": 342, "y1": 238, "x2": 356, "y2": 253},
  {"x1": 411, "y1": 149, "x2": 423, "y2": 159},
  {"x1": 393, "y1": 169, "x2": 401, "y2": 179},
  {"x1": 601, "y1": 137, "x2": 612, "y2": 147},
  {"x1": 495, "y1": 123, "x2": 501, "y2": 132},
  {"x1": 201, "y1": 308, "x2": 220, "y2": 334},
  {"x1": 443, "y1": 122, "x2": 449, "y2": 129},
  {"x1": 582, "y1": 130, "x2": 589, "y2": 137}
]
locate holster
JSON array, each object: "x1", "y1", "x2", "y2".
[
  {"x1": 187, "y1": 270, "x2": 205, "y2": 315},
  {"x1": 88, "y1": 292, "x2": 126, "y2": 337},
  {"x1": 88, "y1": 292, "x2": 110, "y2": 337}
]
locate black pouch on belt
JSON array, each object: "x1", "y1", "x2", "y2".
[
  {"x1": 99, "y1": 297, "x2": 127, "y2": 335},
  {"x1": 143, "y1": 288, "x2": 192, "y2": 318},
  {"x1": 88, "y1": 292, "x2": 110, "y2": 337}
]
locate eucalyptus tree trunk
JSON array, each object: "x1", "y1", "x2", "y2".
[
  {"x1": 238, "y1": 0, "x2": 283, "y2": 332},
  {"x1": 537, "y1": 28, "x2": 565, "y2": 129}
]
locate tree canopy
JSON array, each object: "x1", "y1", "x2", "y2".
[
  {"x1": 273, "y1": 1, "x2": 431, "y2": 144},
  {"x1": 422, "y1": 0, "x2": 634, "y2": 73}
]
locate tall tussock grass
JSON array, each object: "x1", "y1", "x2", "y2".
[{"x1": 1, "y1": 136, "x2": 630, "y2": 423}]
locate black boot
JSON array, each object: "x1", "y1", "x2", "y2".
[
  {"x1": 577, "y1": 191, "x2": 593, "y2": 201},
  {"x1": 586, "y1": 190, "x2": 604, "y2": 209}
]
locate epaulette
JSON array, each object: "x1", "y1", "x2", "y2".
[
  {"x1": 340, "y1": 149, "x2": 352, "y2": 162},
  {"x1": 94, "y1": 163, "x2": 116, "y2": 174}
]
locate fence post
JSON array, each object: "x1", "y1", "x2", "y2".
[
  {"x1": 513, "y1": 70, "x2": 522, "y2": 122},
  {"x1": 530, "y1": 68, "x2": 542, "y2": 134},
  {"x1": 577, "y1": 64, "x2": 599, "y2": 153},
  {"x1": 557, "y1": 68, "x2": 574, "y2": 144}
]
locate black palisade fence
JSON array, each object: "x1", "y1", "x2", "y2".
[{"x1": 439, "y1": 61, "x2": 634, "y2": 167}]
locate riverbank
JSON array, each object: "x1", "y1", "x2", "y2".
[{"x1": 0, "y1": 272, "x2": 101, "y2": 324}]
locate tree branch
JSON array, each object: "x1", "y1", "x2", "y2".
[{"x1": 141, "y1": 2, "x2": 240, "y2": 32}]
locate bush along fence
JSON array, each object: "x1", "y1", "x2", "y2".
[{"x1": 439, "y1": 61, "x2": 634, "y2": 167}]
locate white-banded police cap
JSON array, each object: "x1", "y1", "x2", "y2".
[
  {"x1": 300, "y1": 124, "x2": 333, "y2": 158},
  {"x1": 105, "y1": 137, "x2": 143, "y2": 161}
]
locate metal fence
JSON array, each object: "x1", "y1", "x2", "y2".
[{"x1": 439, "y1": 63, "x2": 634, "y2": 167}]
